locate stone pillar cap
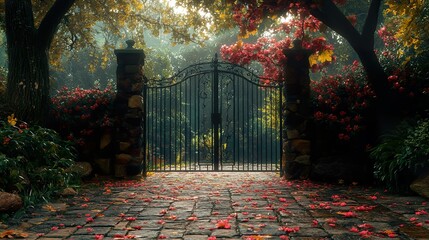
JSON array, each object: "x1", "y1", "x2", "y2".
[
  {"x1": 114, "y1": 40, "x2": 145, "y2": 65},
  {"x1": 114, "y1": 40, "x2": 145, "y2": 55}
]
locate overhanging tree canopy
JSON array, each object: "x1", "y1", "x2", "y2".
[
  {"x1": 177, "y1": 0, "x2": 426, "y2": 133},
  {"x1": 1, "y1": 0, "x2": 211, "y2": 124}
]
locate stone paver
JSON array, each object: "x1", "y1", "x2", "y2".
[{"x1": 2, "y1": 172, "x2": 429, "y2": 239}]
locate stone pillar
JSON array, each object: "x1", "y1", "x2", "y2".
[
  {"x1": 114, "y1": 40, "x2": 145, "y2": 178},
  {"x1": 281, "y1": 39, "x2": 313, "y2": 179}
]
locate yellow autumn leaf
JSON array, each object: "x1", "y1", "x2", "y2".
[
  {"x1": 42, "y1": 204, "x2": 57, "y2": 212},
  {"x1": 384, "y1": 0, "x2": 427, "y2": 57},
  {"x1": 0, "y1": 229, "x2": 29, "y2": 239},
  {"x1": 317, "y1": 49, "x2": 334, "y2": 63},
  {"x1": 233, "y1": 39, "x2": 243, "y2": 50},
  {"x1": 242, "y1": 29, "x2": 258, "y2": 39},
  {"x1": 7, "y1": 114, "x2": 17, "y2": 126},
  {"x1": 219, "y1": 13, "x2": 227, "y2": 20},
  {"x1": 309, "y1": 54, "x2": 318, "y2": 66},
  {"x1": 270, "y1": 14, "x2": 278, "y2": 20}
]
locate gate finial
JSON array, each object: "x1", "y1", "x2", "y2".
[
  {"x1": 126, "y1": 39, "x2": 135, "y2": 49},
  {"x1": 214, "y1": 53, "x2": 218, "y2": 62}
]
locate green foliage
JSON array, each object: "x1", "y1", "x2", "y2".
[
  {"x1": 259, "y1": 91, "x2": 282, "y2": 133},
  {"x1": 371, "y1": 119, "x2": 429, "y2": 192},
  {"x1": 0, "y1": 66, "x2": 6, "y2": 95},
  {"x1": 0, "y1": 119, "x2": 79, "y2": 210}
]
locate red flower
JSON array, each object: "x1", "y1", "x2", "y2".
[
  {"x1": 416, "y1": 210, "x2": 428, "y2": 215},
  {"x1": 388, "y1": 75, "x2": 398, "y2": 82},
  {"x1": 3, "y1": 137, "x2": 11, "y2": 145},
  {"x1": 338, "y1": 133, "x2": 350, "y2": 141},
  {"x1": 314, "y1": 111, "x2": 324, "y2": 120}
]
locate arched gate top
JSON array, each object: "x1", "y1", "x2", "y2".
[{"x1": 146, "y1": 55, "x2": 282, "y2": 89}]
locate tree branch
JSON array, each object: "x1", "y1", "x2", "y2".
[
  {"x1": 309, "y1": 0, "x2": 362, "y2": 49},
  {"x1": 361, "y1": 0, "x2": 382, "y2": 46},
  {"x1": 37, "y1": 0, "x2": 76, "y2": 49},
  {"x1": 310, "y1": 0, "x2": 360, "y2": 39}
]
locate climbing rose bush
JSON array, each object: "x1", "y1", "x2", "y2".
[
  {"x1": 311, "y1": 57, "x2": 424, "y2": 143},
  {"x1": 50, "y1": 85, "x2": 115, "y2": 147},
  {"x1": 311, "y1": 65, "x2": 375, "y2": 142}
]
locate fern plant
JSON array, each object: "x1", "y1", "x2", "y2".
[{"x1": 371, "y1": 119, "x2": 429, "y2": 192}]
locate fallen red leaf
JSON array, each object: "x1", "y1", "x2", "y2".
[
  {"x1": 0, "y1": 230, "x2": 29, "y2": 239},
  {"x1": 278, "y1": 226, "x2": 299, "y2": 233},
  {"x1": 216, "y1": 219, "x2": 231, "y2": 229},
  {"x1": 359, "y1": 230, "x2": 372, "y2": 238},
  {"x1": 337, "y1": 211, "x2": 357, "y2": 218},
  {"x1": 95, "y1": 234, "x2": 104, "y2": 239},
  {"x1": 312, "y1": 220, "x2": 319, "y2": 227},
  {"x1": 358, "y1": 223, "x2": 374, "y2": 229},
  {"x1": 353, "y1": 205, "x2": 375, "y2": 211}
]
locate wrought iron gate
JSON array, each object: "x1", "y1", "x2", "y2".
[{"x1": 143, "y1": 54, "x2": 283, "y2": 172}]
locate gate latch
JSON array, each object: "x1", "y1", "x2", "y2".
[{"x1": 211, "y1": 113, "x2": 222, "y2": 125}]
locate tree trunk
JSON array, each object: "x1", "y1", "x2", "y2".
[
  {"x1": 357, "y1": 48, "x2": 402, "y2": 134},
  {"x1": 5, "y1": 0, "x2": 75, "y2": 125},
  {"x1": 6, "y1": 40, "x2": 50, "y2": 125},
  {"x1": 353, "y1": 45, "x2": 400, "y2": 135},
  {"x1": 5, "y1": 0, "x2": 50, "y2": 125}
]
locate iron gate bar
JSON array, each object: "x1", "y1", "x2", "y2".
[
  {"x1": 212, "y1": 56, "x2": 220, "y2": 171},
  {"x1": 143, "y1": 55, "x2": 284, "y2": 173}
]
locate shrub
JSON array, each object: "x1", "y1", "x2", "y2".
[
  {"x1": 50, "y1": 83, "x2": 115, "y2": 149},
  {"x1": 0, "y1": 116, "x2": 79, "y2": 210},
  {"x1": 311, "y1": 66, "x2": 375, "y2": 144},
  {"x1": 371, "y1": 119, "x2": 429, "y2": 192},
  {"x1": 0, "y1": 67, "x2": 6, "y2": 91}
]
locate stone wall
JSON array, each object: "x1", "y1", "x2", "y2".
[
  {"x1": 113, "y1": 40, "x2": 146, "y2": 178},
  {"x1": 92, "y1": 127, "x2": 115, "y2": 175}
]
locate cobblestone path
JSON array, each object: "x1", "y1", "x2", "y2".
[{"x1": 3, "y1": 172, "x2": 429, "y2": 239}]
